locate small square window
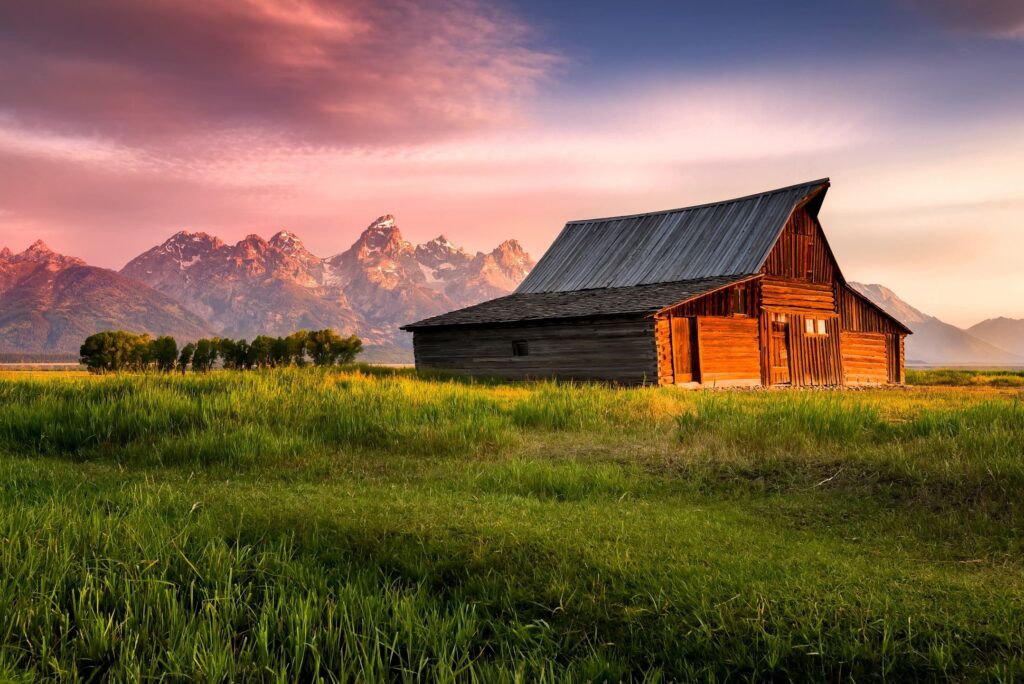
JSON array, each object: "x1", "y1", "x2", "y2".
[
  {"x1": 805, "y1": 319, "x2": 828, "y2": 337},
  {"x1": 512, "y1": 341, "x2": 529, "y2": 356}
]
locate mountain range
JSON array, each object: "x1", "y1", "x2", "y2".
[
  {"x1": 1, "y1": 216, "x2": 533, "y2": 355},
  {"x1": 849, "y1": 283, "x2": 1023, "y2": 366},
  {"x1": 1, "y1": 221, "x2": 1020, "y2": 366}
]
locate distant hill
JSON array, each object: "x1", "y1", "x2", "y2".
[
  {"x1": 967, "y1": 318, "x2": 1024, "y2": 358},
  {"x1": 0, "y1": 241, "x2": 212, "y2": 353},
  {"x1": 850, "y1": 283, "x2": 1023, "y2": 365}
]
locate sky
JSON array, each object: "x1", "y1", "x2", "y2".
[{"x1": 0, "y1": 0, "x2": 1022, "y2": 327}]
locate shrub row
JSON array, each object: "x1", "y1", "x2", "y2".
[{"x1": 78, "y1": 329, "x2": 362, "y2": 373}]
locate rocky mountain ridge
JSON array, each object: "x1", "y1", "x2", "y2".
[{"x1": 120, "y1": 215, "x2": 534, "y2": 345}]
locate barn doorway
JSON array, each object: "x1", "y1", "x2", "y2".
[
  {"x1": 770, "y1": 315, "x2": 791, "y2": 385},
  {"x1": 670, "y1": 315, "x2": 700, "y2": 383},
  {"x1": 885, "y1": 334, "x2": 901, "y2": 384}
]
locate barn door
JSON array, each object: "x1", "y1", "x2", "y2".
[
  {"x1": 670, "y1": 316, "x2": 699, "y2": 383},
  {"x1": 886, "y1": 334, "x2": 901, "y2": 384},
  {"x1": 770, "y1": 318, "x2": 791, "y2": 385}
]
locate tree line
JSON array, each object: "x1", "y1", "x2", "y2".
[{"x1": 79, "y1": 330, "x2": 362, "y2": 373}]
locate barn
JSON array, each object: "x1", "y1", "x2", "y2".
[{"x1": 402, "y1": 179, "x2": 911, "y2": 387}]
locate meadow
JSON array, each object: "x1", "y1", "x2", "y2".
[{"x1": 0, "y1": 367, "x2": 1021, "y2": 681}]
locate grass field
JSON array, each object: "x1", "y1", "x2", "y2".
[{"x1": 0, "y1": 368, "x2": 1021, "y2": 681}]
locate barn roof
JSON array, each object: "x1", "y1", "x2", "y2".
[
  {"x1": 402, "y1": 275, "x2": 750, "y2": 330},
  {"x1": 516, "y1": 179, "x2": 830, "y2": 293}
]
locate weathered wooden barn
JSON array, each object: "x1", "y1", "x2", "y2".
[{"x1": 402, "y1": 179, "x2": 911, "y2": 386}]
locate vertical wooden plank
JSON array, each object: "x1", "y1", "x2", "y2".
[
  {"x1": 669, "y1": 315, "x2": 694, "y2": 383},
  {"x1": 759, "y1": 311, "x2": 771, "y2": 386}
]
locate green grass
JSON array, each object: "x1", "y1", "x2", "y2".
[
  {"x1": 0, "y1": 368, "x2": 1022, "y2": 680},
  {"x1": 907, "y1": 367, "x2": 1024, "y2": 387}
]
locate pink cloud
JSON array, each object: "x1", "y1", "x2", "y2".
[{"x1": 0, "y1": 0, "x2": 558, "y2": 146}]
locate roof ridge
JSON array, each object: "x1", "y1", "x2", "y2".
[
  {"x1": 514, "y1": 273, "x2": 753, "y2": 296},
  {"x1": 565, "y1": 178, "x2": 830, "y2": 225}
]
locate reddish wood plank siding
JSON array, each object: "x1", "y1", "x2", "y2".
[
  {"x1": 841, "y1": 331, "x2": 888, "y2": 385},
  {"x1": 761, "y1": 313, "x2": 843, "y2": 386},
  {"x1": 659, "y1": 279, "x2": 759, "y2": 318},
  {"x1": 761, "y1": 208, "x2": 836, "y2": 283},
  {"x1": 655, "y1": 318, "x2": 673, "y2": 384},
  {"x1": 696, "y1": 316, "x2": 760, "y2": 383}
]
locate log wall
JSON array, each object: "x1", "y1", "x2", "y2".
[
  {"x1": 654, "y1": 318, "x2": 673, "y2": 384},
  {"x1": 411, "y1": 316, "x2": 659, "y2": 385},
  {"x1": 761, "y1": 276, "x2": 836, "y2": 315}
]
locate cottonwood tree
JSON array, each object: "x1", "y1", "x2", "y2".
[
  {"x1": 177, "y1": 343, "x2": 195, "y2": 374},
  {"x1": 285, "y1": 330, "x2": 309, "y2": 366},
  {"x1": 80, "y1": 331, "x2": 151, "y2": 372},
  {"x1": 191, "y1": 339, "x2": 218, "y2": 372},
  {"x1": 305, "y1": 329, "x2": 363, "y2": 366},
  {"x1": 219, "y1": 338, "x2": 251, "y2": 370},
  {"x1": 248, "y1": 336, "x2": 274, "y2": 368},
  {"x1": 151, "y1": 336, "x2": 178, "y2": 373}
]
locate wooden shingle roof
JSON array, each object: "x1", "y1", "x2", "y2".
[
  {"x1": 402, "y1": 275, "x2": 750, "y2": 330},
  {"x1": 517, "y1": 179, "x2": 829, "y2": 293}
]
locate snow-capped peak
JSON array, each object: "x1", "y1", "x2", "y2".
[
  {"x1": 415, "y1": 234, "x2": 471, "y2": 272},
  {"x1": 24, "y1": 239, "x2": 52, "y2": 255},
  {"x1": 368, "y1": 215, "x2": 396, "y2": 231},
  {"x1": 350, "y1": 214, "x2": 413, "y2": 262},
  {"x1": 270, "y1": 230, "x2": 300, "y2": 243},
  {"x1": 269, "y1": 230, "x2": 309, "y2": 254},
  {"x1": 163, "y1": 230, "x2": 221, "y2": 248}
]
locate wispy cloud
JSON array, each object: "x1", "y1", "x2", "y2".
[
  {"x1": 902, "y1": 0, "x2": 1024, "y2": 39},
  {"x1": 0, "y1": 0, "x2": 558, "y2": 147}
]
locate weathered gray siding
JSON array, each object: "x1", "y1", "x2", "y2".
[{"x1": 411, "y1": 316, "x2": 658, "y2": 385}]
